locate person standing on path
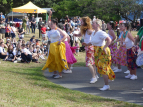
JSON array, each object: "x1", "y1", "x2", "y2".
[
  {"x1": 83, "y1": 19, "x2": 115, "y2": 91},
  {"x1": 74, "y1": 16, "x2": 98, "y2": 84},
  {"x1": 121, "y1": 23, "x2": 138, "y2": 80},
  {"x1": 42, "y1": 10, "x2": 68, "y2": 79},
  {"x1": 31, "y1": 15, "x2": 36, "y2": 34}
]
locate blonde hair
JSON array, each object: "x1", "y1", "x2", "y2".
[
  {"x1": 80, "y1": 16, "x2": 92, "y2": 36},
  {"x1": 95, "y1": 19, "x2": 102, "y2": 29}
]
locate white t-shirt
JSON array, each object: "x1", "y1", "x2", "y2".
[
  {"x1": 47, "y1": 29, "x2": 61, "y2": 43},
  {"x1": 83, "y1": 31, "x2": 92, "y2": 44},
  {"x1": 91, "y1": 30, "x2": 108, "y2": 46},
  {"x1": 60, "y1": 30, "x2": 68, "y2": 41},
  {"x1": 22, "y1": 48, "x2": 32, "y2": 55},
  {"x1": 11, "y1": 26, "x2": 16, "y2": 33},
  {"x1": 0, "y1": 47, "x2": 5, "y2": 53}
]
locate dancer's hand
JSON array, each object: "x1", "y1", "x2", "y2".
[
  {"x1": 103, "y1": 47, "x2": 107, "y2": 54},
  {"x1": 57, "y1": 41, "x2": 61, "y2": 45},
  {"x1": 82, "y1": 42, "x2": 87, "y2": 46}
]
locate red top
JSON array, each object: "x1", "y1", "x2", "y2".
[{"x1": 41, "y1": 27, "x2": 46, "y2": 34}]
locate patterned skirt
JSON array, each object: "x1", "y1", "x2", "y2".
[
  {"x1": 94, "y1": 46, "x2": 115, "y2": 80},
  {"x1": 85, "y1": 46, "x2": 95, "y2": 67},
  {"x1": 127, "y1": 48, "x2": 138, "y2": 70},
  {"x1": 108, "y1": 42, "x2": 118, "y2": 64},
  {"x1": 116, "y1": 45, "x2": 127, "y2": 66}
]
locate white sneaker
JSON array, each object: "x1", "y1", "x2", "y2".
[
  {"x1": 54, "y1": 75, "x2": 62, "y2": 79},
  {"x1": 49, "y1": 74, "x2": 58, "y2": 78},
  {"x1": 114, "y1": 69, "x2": 122, "y2": 73},
  {"x1": 142, "y1": 88, "x2": 143, "y2": 91},
  {"x1": 13, "y1": 60, "x2": 17, "y2": 63},
  {"x1": 124, "y1": 70, "x2": 130, "y2": 74},
  {"x1": 63, "y1": 70, "x2": 72, "y2": 74},
  {"x1": 112, "y1": 66, "x2": 118, "y2": 71},
  {"x1": 125, "y1": 74, "x2": 132, "y2": 79},
  {"x1": 96, "y1": 75, "x2": 99, "y2": 79},
  {"x1": 70, "y1": 67, "x2": 73, "y2": 69},
  {"x1": 130, "y1": 75, "x2": 137, "y2": 80},
  {"x1": 90, "y1": 77, "x2": 97, "y2": 83},
  {"x1": 100, "y1": 85, "x2": 110, "y2": 91}
]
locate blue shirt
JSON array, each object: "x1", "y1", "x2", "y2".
[
  {"x1": 119, "y1": 32, "x2": 123, "y2": 39},
  {"x1": 0, "y1": 15, "x2": 5, "y2": 19}
]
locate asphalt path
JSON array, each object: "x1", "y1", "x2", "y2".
[{"x1": 44, "y1": 66, "x2": 143, "y2": 105}]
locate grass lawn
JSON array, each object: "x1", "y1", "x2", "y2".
[{"x1": 0, "y1": 29, "x2": 142, "y2": 107}]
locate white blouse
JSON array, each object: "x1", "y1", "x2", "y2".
[
  {"x1": 48, "y1": 29, "x2": 61, "y2": 43},
  {"x1": 83, "y1": 31, "x2": 92, "y2": 44},
  {"x1": 91, "y1": 30, "x2": 109, "y2": 46}
]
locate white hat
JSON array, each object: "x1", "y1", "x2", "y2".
[
  {"x1": 7, "y1": 39, "x2": 10, "y2": 41},
  {"x1": 47, "y1": 27, "x2": 50, "y2": 29}
]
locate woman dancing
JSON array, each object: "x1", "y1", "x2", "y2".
[
  {"x1": 42, "y1": 10, "x2": 69, "y2": 79},
  {"x1": 83, "y1": 19, "x2": 115, "y2": 90},
  {"x1": 74, "y1": 16, "x2": 98, "y2": 84}
]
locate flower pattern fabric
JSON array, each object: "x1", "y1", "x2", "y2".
[
  {"x1": 85, "y1": 46, "x2": 95, "y2": 67},
  {"x1": 94, "y1": 46, "x2": 115, "y2": 80},
  {"x1": 108, "y1": 42, "x2": 118, "y2": 64},
  {"x1": 116, "y1": 45, "x2": 127, "y2": 66}
]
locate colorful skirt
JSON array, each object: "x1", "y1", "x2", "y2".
[
  {"x1": 127, "y1": 48, "x2": 138, "y2": 70},
  {"x1": 116, "y1": 45, "x2": 127, "y2": 66},
  {"x1": 108, "y1": 42, "x2": 118, "y2": 64},
  {"x1": 85, "y1": 46, "x2": 95, "y2": 67},
  {"x1": 94, "y1": 46, "x2": 115, "y2": 80},
  {"x1": 65, "y1": 41, "x2": 77, "y2": 64}
]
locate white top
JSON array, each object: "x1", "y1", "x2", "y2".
[
  {"x1": 0, "y1": 47, "x2": 5, "y2": 53},
  {"x1": 47, "y1": 29, "x2": 61, "y2": 43},
  {"x1": 83, "y1": 31, "x2": 92, "y2": 44},
  {"x1": 91, "y1": 30, "x2": 108, "y2": 46},
  {"x1": 7, "y1": 51, "x2": 16, "y2": 56},
  {"x1": 60, "y1": 30, "x2": 68, "y2": 41},
  {"x1": 125, "y1": 36, "x2": 134, "y2": 49},
  {"x1": 22, "y1": 48, "x2": 32, "y2": 55},
  {"x1": 11, "y1": 26, "x2": 16, "y2": 33}
]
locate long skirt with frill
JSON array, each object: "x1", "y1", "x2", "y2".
[{"x1": 94, "y1": 46, "x2": 115, "y2": 80}]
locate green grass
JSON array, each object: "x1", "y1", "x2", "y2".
[{"x1": 0, "y1": 30, "x2": 142, "y2": 107}]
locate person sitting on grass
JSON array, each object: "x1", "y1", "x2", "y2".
[
  {"x1": 36, "y1": 39, "x2": 40, "y2": 46},
  {"x1": 21, "y1": 44, "x2": 32, "y2": 63},
  {"x1": 4, "y1": 45, "x2": 17, "y2": 63},
  {"x1": 0, "y1": 42, "x2": 7, "y2": 59},
  {"x1": 30, "y1": 35, "x2": 36, "y2": 44}
]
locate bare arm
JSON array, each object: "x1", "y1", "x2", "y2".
[
  {"x1": 104, "y1": 36, "x2": 111, "y2": 49},
  {"x1": 134, "y1": 35, "x2": 140, "y2": 45},
  {"x1": 109, "y1": 30, "x2": 116, "y2": 41},
  {"x1": 128, "y1": 32, "x2": 135, "y2": 43},
  {"x1": 57, "y1": 28, "x2": 67, "y2": 42},
  {"x1": 47, "y1": 10, "x2": 52, "y2": 27}
]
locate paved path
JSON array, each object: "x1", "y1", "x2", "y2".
[{"x1": 44, "y1": 66, "x2": 143, "y2": 105}]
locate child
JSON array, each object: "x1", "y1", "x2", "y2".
[
  {"x1": 16, "y1": 42, "x2": 22, "y2": 61},
  {"x1": 44, "y1": 45, "x2": 47, "y2": 56},
  {"x1": 41, "y1": 24, "x2": 47, "y2": 38},
  {"x1": 36, "y1": 39, "x2": 40, "y2": 46},
  {"x1": 4, "y1": 45, "x2": 17, "y2": 63},
  {"x1": 30, "y1": 35, "x2": 35, "y2": 44},
  {"x1": 36, "y1": 45, "x2": 45, "y2": 60},
  {"x1": 26, "y1": 44, "x2": 30, "y2": 50},
  {"x1": 32, "y1": 44, "x2": 37, "y2": 53},
  {"x1": 75, "y1": 40, "x2": 80, "y2": 56}
]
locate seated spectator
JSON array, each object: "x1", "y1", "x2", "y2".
[
  {"x1": 41, "y1": 24, "x2": 47, "y2": 38},
  {"x1": 4, "y1": 45, "x2": 17, "y2": 63},
  {"x1": 16, "y1": 42, "x2": 22, "y2": 59},
  {"x1": 22, "y1": 40, "x2": 25, "y2": 44},
  {"x1": 30, "y1": 35, "x2": 35, "y2": 44},
  {"x1": 26, "y1": 44, "x2": 30, "y2": 50},
  {"x1": 43, "y1": 45, "x2": 47, "y2": 56},
  {"x1": 29, "y1": 45, "x2": 39, "y2": 63},
  {"x1": 36, "y1": 39, "x2": 40, "y2": 46},
  {"x1": 36, "y1": 45, "x2": 45, "y2": 60},
  {"x1": 33, "y1": 44, "x2": 37, "y2": 53},
  {"x1": 0, "y1": 42, "x2": 7, "y2": 59},
  {"x1": 21, "y1": 44, "x2": 32, "y2": 63},
  {"x1": 42, "y1": 36, "x2": 48, "y2": 45},
  {"x1": 18, "y1": 23, "x2": 25, "y2": 39}
]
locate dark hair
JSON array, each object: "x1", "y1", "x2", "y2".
[
  {"x1": 70, "y1": 27, "x2": 73, "y2": 32},
  {"x1": 21, "y1": 44, "x2": 25, "y2": 47},
  {"x1": 58, "y1": 23, "x2": 64, "y2": 30},
  {"x1": 7, "y1": 45, "x2": 13, "y2": 53},
  {"x1": 121, "y1": 23, "x2": 130, "y2": 30},
  {"x1": 0, "y1": 42, "x2": 3, "y2": 45},
  {"x1": 108, "y1": 21, "x2": 115, "y2": 29},
  {"x1": 51, "y1": 18, "x2": 58, "y2": 25}
]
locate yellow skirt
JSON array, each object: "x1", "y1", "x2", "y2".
[
  {"x1": 94, "y1": 46, "x2": 115, "y2": 80},
  {"x1": 42, "y1": 42, "x2": 69, "y2": 72}
]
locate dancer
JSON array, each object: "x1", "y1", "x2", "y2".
[
  {"x1": 83, "y1": 19, "x2": 115, "y2": 90},
  {"x1": 107, "y1": 22, "x2": 118, "y2": 71},
  {"x1": 121, "y1": 23, "x2": 138, "y2": 80},
  {"x1": 42, "y1": 10, "x2": 69, "y2": 79},
  {"x1": 58, "y1": 23, "x2": 77, "y2": 73},
  {"x1": 74, "y1": 16, "x2": 98, "y2": 84},
  {"x1": 115, "y1": 23, "x2": 128, "y2": 73}
]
